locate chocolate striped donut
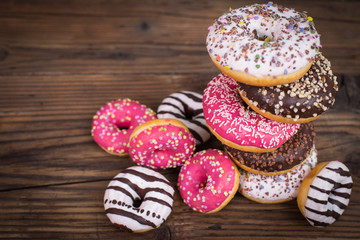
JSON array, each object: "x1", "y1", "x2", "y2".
[
  {"x1": 298, "y1": 161, "x2": 353, "y2": 227},
  {"x1": 157, "y1": 91, "x2": 211, "y2": 145},
  {"x1": 104, "y1": 166, "x2": 175, "y2": 232}
]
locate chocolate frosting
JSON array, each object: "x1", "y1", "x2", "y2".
[
  {"x1": 237, "y1": 53, "x2": 338, "y2": 121},
  {"x1": 225, "y1": 122, "x2": 315, "y2": 173}
]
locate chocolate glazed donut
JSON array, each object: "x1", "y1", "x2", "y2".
[
  {"x1": 238, "y1": 53, "x2": 338, "y2": 124},
  {"x1": 225, "y1": 122, "x2": 315, "y2": 176}
]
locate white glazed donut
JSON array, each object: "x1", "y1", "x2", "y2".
[
  {"x1": 104, "y1": 166, "x2": 175, "y2": 232},
  {"x1": 157, "y1": 91, "x2": 211, "y2": 145},
  {"x1": 206, "y1": 2, "x2": 321, "y2": 86},
  {"x1": 297, "y1": 161, "x2": 353, "y2": 227},
  {"x1": 239, "y1": 146, "x2": 317, "y2": 204}
]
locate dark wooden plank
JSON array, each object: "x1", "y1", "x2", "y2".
[{"x1": 0, "y1": 0, "x2": 358, "y2": 75}]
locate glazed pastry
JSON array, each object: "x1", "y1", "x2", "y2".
[
  {"x1": 203, "y1": 74, "x2": 299, "y2": 153},
  {"x1": 206, "y1": 2, "x2": 320, "y2": 86},
  {"x1": 297, "y1": 161, "x2": 353, "y2": 227},
  {"x1": 104, "y1": 166, "x2": 175, "y2": 232},
  {"x1": 178, "y1": 149, "x2": 239, "y2": 213},
  {"x1": 91, "y1": 98, "x2": 156, "y2": 156},
  {"x1": 129, "y1": 119, "x2": 196, "y2": 169}
]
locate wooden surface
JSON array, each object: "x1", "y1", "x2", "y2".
[{"x1": 0, "y1": 0, "x2": 359, "y2": 239}]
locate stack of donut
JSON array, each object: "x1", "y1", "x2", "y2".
[{"x1": 204, "y1": 2, "x2": 351, "y2": 227}]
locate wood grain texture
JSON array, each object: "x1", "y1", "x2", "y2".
[{"x1": 0, "y1": 0, "x2": 359, "y2": 239}]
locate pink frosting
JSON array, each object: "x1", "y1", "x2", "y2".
[
  {"x1": 203, "y1": 74, "x2": 300, "y2": 149},
  {"x1": 129, "y1": 119, "x2": 196, "y2": 169},
  {"x1": 178, "y1": 149, "x2": 239, "y2": 213},
  {"x1": 91, "y1": 99, "x2": 156, "y2": 155}
]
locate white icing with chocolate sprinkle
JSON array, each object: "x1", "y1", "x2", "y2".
[
  {"x1": 239, "y1": 146, "x2": 317, "y2": 202},
  {"x1": 207, "y1": 2, "x2": 321, "y2": 77}
]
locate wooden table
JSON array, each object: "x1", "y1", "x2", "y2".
[{"x1": 0, "y1": 0, "x2": 359, "y2": 239}]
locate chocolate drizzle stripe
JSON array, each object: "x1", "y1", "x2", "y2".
[
  {"x1": 305, "y1": 206, "x2": 340, "y2": 219},
  {"x1": 143, "y1": 197, "x2": 173, "y2": 209},
  {"x1": 309, "y1": 185, "x2": 331, "y2": 194},
  {"x1": 179, "y1": 91, "x2": 203, "y2": 102},
  {"x1": 189, "y1": 129, "x2": 204, "y2": 144},
  {"x1": 114, "y1": 223, "x2": 133, "y2": 232},
  {"x1": 105, "y1": 208, "x2": 157, "y2": 228},
  {"x1": 159, "y1": 102, "x2": 186, "y2": 116},
  {"x1": 187, "y1": 118, "x2": 212, "y2": 132},
  {"x1": 157, "y1": 111, "x2": 208, "y2": 133},
  {"x1": 325, "y1": 167, "x2": 352, "y2": 177},
  {"x1": 306, "y1": 216, "x2": 330, "y2": 227},
  {"x1": 329, "y1": 190, "x2": 351, "y2": 199},
  {"x1": 143, "y1": 188, "x2": 174, "y2": 199},
  {"x1": 112, "y1": 177, "x2": 173, "y2": 199},
  {"x1": 328, "y1": 197, "x2": 348, "y2": 210},
  {"x1": 307, "y1": 196, "x2": 328, "y2": 205},
  {"x1": 106, "y1": 185, "x2": 135, "y2": 201},
  {"x1": 168, "y1": 95, "x2": 204, "y2": 116},
  {"x1": 108, "y1": 184, "x2": 174, "y2": 201},
  {"x1": 119, "y1": 169, "x2": 172, "y2": 185},
  {"x1": 317, "y1": 176, "x2": 353, "y2": 189}
]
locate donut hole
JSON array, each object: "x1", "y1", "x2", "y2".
[
  {"x1": 184, "y1": 105, "x2": 194, "y2": 121},
  {"x1": 191, "y1": 166, "x2": 209, "y2": 190},
  {"x1": 133, "y1": 198, "x2": 142, "y2": 208},
  {"x1": 114, "y1": 121, "x2": 131, "y2": 131},
  {"x1": 253, "y1": 29, "x2": 275, "y2": 42}
]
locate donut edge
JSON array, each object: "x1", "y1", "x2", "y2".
[
  {"x1": 226, "y1": 150, "x2": 311, "y2": 176},
  {"x1": 210, "y1": 54, "x2": 313, "y2": 87},
  {"x1": 206, "y1": 160, "x2": 240, "y2": 214},
  {"x1": 207, "y1": 123, "x2": 278, "y2": 153},
  {"x1": 239, "y1": 89, "x2": 321, "y2": 124},
  {"x1": 129, "y1": 118, "x2": 191, "y2": 141},
  {"x1": 297, "y1": 161, "x2": 330, "y2": 217}
]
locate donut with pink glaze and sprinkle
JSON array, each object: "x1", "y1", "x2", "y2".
[
  {"x1": 203, "y1": 74, "x2": 300, "y2": 153},
  {"x1": 178, "y1": 149, "x2": 239, "y2": 213},
  {"x1": 129, "y1": 119, "x2": 196, "y2": 169},
  {"x1": 91, "y1": 99, "x2": 156, "y2": 156}
]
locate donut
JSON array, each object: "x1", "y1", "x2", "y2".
[
  {"x1": 178, "y1": 149, "x2": 239, "y2": 213},
  {"x1": 202, "y1": 74, "x2": 300, "y2": 153},
  {"x1": 104, "y1": 166, "x2": 175, "y2": 232},
  {"x1": 225, "y1": 122, "x2": 315, "y2": 175},
  {"x1": 129, "y1": 118, "x2": 196, "y2": 169},
  {"x1": 91, "y1": 99, "x2": 156, "y2": 156},
  {"x1": 157, "y1": 91, "x2": 211, "y2": 145},
  {"x1": 239, "y1": 147, "x2": 317, "y2": 204},
  {"x1": 206, "y1": 3, "x2": 321, "y2": 86},
  {"x1": 297, "y1": 161, "x2": 353, "y2": 227},
  {"x1": 238, "y1": 53, "x2": 338, "y2": 123}
]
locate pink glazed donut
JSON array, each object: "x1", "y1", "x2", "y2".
[
  {"x1": 129, "y1": 119, "x2": 196, "y2": 169},
  {"x1": 203, "y1": 74, "x2": 300, "y2": 153},
  {"x1": 91, "y1": 99, "x2": 156, "y2": 156},
  {"x1": 178, "y1": 149, "x2": 239, "y2": 213}
]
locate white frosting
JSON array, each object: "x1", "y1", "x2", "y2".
[
  {"x1": 304, "y1": 161, "x2": 353, "y2": 227},
  {"x1": 239, "y1": 147, "x2": 317, "y2": 202},
  {"x1": 207, "y1": 2, "x2": 321, "y2": 77}
]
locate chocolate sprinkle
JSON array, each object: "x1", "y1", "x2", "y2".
[{"x1": 225, "y1": 122, "x2": 315, "y2": 173}]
